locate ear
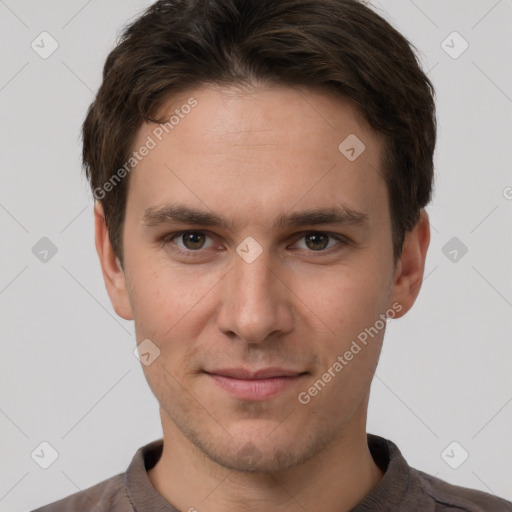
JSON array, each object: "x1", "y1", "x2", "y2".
[
  {"x1": 94, "y1": 201, "x2": 134, "y2": 321},
  {"x1": 388, "y1": 209, "x2": 430, "y2": 318}
]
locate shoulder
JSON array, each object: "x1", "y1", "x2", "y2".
[
  {"x1": 30, "y1": 473, "x2": 130, "y2": 512},
  {"x1": 414, "y1": 468, "x2": 512, "y2": 511},
  {"x1": 365, "y1": 435, "x2": 512, "y2": 511}
]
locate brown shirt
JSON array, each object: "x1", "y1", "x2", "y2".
[{"x1": 32, "y1": 434, "x2": 512, "y2": 511}]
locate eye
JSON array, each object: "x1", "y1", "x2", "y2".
[
  {"x1": 161, "y1": 230, "x2": 347, "y2": 257},
  {"x1": 292, "y1": 232, "x2": 345, "y2": 251},
  {"x1": 168, "y1": 231, "x2": 216, "y2": 251}
]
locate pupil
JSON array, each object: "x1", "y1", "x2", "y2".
[
  {"x1": 183, "y1": 232, "x2": 204, "y2": 250},
  {"x1": 306, "y1": 233, "x2": 328, "y2": 250}
]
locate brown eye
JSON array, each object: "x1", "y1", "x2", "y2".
[
  {"x1": 304, "y1": 233, "x2": 330, "y2": 250},
  {"x1": 163, "y1": 230, "x2": 217, "y2": 256},
  {"x1": 181, "y1": 231, "x2": 207, "y2": 250},
  {"x1": 292, "y1": 232, "x2": 345, "y2": 252}
]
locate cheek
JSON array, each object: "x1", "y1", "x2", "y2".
[
  {"x1": 130, "y1": 258, "x2": 199, "y2": 318},
  {"x1": 299, "y1": 325, "x2": 384, "y2": 418},
  {"x1": 291, "y1": 267, "x2": 388, "y2": 394},
  {"x1": 294, "y1": 264, "x2": 388, "y2": 335},
  {"x1": 129, "y1": 260, "x2": 224, "y2": 357}
]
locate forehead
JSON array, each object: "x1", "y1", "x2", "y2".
[{"x1": 126, "y1": 84, "x2": 387, "y2": 228}]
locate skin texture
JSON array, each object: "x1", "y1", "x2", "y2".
[{"x1": 94, "y1": 83, "x2": 430, "y2": 512}]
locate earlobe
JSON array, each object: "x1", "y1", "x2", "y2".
[
  {"x1": 388, "y1": 209, "x2": 430, "y2": 319},
  {"x1": 94, "y1": 201, "x2": 134, "y2": 321}
]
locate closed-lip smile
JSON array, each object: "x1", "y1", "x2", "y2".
[{"x1": 204, "y1": 367, "x2": 308, "y2": 400}]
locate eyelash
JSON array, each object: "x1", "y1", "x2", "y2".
[{"x1": 160, "y1": 230, "x2": 349, "y2": 258}]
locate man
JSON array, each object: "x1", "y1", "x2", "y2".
[{"x1": 33, "y1": 0, "x2": 512, "y2": 510}]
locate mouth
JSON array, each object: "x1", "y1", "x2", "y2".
[{"x1": 204, "y1": 367, "x2": 308, "y2": 401}]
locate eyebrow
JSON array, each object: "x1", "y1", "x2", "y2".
[{"x1": 141, "y1": 204, "x2": 369, "y2": 231}]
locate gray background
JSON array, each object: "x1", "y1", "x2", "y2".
[{"x1": 0, "y1": 0, "x2": 511, "y2": 510}]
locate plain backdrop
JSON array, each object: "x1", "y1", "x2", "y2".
[{"x1": 0, "y1": 1, "x2": 511, "y2": 510}]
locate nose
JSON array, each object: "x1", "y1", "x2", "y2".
[{"x1": 216, "y1": 248, "x2": 294, "y2": 344}]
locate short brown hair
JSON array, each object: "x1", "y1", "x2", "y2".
[{"x1": 82, "y1": 0, "x2": 436, "y2": 267}]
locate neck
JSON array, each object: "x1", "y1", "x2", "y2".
[{"x1": 148, "y1": 412, "x2": 383, "y2": 512}]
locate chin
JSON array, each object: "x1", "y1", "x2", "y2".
[
  {"x1": 207, "y1": 442, "x2": 305, "y2": 474},
  {"x1": 191, "y1": 422, "x2": 333, "y2": 475}
]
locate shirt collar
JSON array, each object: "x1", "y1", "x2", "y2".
[{"x1": 124, "y1": 434, "x2": 415, "y2": 511}]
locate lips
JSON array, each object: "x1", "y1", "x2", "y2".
[
  {"x1": 204, "y1": 367, "x2": 307, "y2": 400},
  {"x1": 206, "y1": 367, "x2": 305, "y2": 379}
]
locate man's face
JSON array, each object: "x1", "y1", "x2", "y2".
[{"x1": 105, "y1": 84, "x2": 410, "y2": 472}]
